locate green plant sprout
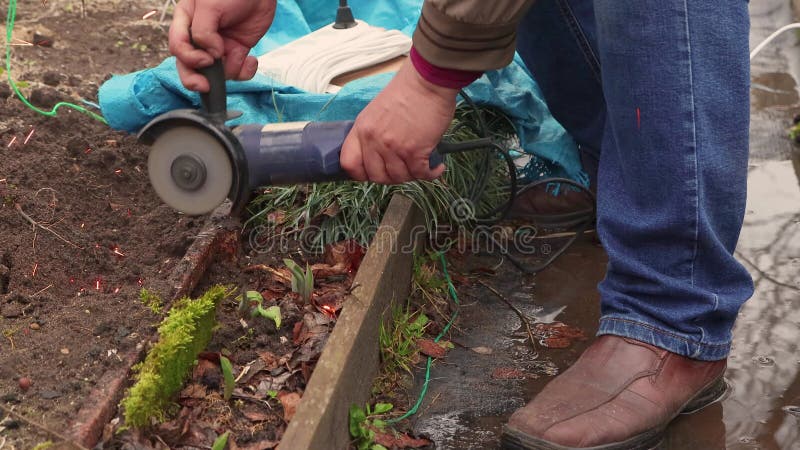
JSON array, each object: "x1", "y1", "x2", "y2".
[
  {"x1": 121, "y1": 285, "x2": 229, "y2": 427},
  {"x1": 379, "y1": 303, "x2": 429, "y2": 376},
  {"x1": 349, "y1": 402, "x2": 393, "y2": 450},
  {"x1": 212, "y1": 431, "x2": 230, "y2": 450},
  {"x1": 237, "y1": 290, "x2": 282, "y2": 328},
  {"x1": 284, "y1": 259, "x2": 314, "y2": 303},
  {"x1": 139, "y1": 288, "x2": 163, "y2": 314},
  {"x1": 220, "y1": 355, "x2": 235, "y2": 401}
]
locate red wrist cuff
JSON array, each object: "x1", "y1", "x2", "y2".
[{"x1": 409, "y1": 47, "x2": 482, "y2": 89}]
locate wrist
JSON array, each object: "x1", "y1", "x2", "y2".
[{"x1": 409, "y1": 47, "x2": 482, "y2": 90}]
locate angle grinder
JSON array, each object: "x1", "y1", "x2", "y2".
[{"x1": 138, "y1": 59, "x2": 447, "y2": 216}]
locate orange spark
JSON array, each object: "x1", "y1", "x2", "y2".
[
  {"x1": 95, "y1": 278, "x2": 102, "y2": 291},
  {"x1": 114, "y1": 169, "x2": 123, "y2": 175},
  {"x1": 23, "y1": 128, "x2": 35, "y2": 145},
  {"x1": 84, "y1": 147, "x2": 92, "y2": 154},
  {"x1": 142, "y1": 9, "x2": 157, "y2": 20},
  {"x1": 32, "y1": 263, "x2": 38, "y2": 277},
  {"x1": 112, "y1": 246, "x2": 125, "y2": 257},
  {"x1": 7, "y1": 136, "x2": 17, "y2": 147},
  {"x1": 113, "y1": 287, "x2": 121, "y2": 294}
]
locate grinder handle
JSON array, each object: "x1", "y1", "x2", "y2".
[
  {"x1": 188, "y1": 29, "x2": 228, "y2": 123},
  {"x1": 197, "y1": 59, "x2": 228, "y2": 123}
]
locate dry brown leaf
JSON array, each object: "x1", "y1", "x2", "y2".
[
  {"x1": 470, "y1": 346, "x2": 493, "y2": 355},
  {"x1": 278, "y1": 391, "x2": 302, "y2": 422},
  {"x1": 325, "y1": 239, "x2": 365, "y2": 272},
  {"x1": 179, "y1": 383, "x2": 207, "y2": 399},
  {"x1": 541, "y1": 337, "x2": 572, "y2": 349},
  {"x1": 491, "y1": 367, "x2": 527, "y2": 380},
  {"x1": 373, "y1": 430, "x2": 432, "y2": 448},
  {"x1": 242, "y1": 406, "x2": 271, "y2": 422},
  {"x1": 417, "y1": 339, "x2": 447, "y2": 358}
]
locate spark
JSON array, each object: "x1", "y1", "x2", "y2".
[
  {"x1": 84, "y1": 147, "x2": 92, "y2": 154},
  {"x1": 32, "y1": 263, "x2": 38, "y2": 277},
  {"x1": 10, "y1": 38, "x2": 33, "y2": 46},
  {"x1": 112, "y1": 246, "x2": 125, "y2": 257},
  {"x1": 0, "y1": 179, "x2": 6, "y2": 183},
  {"x1": 69, "y1": 277, "x2": 76, "y2": 284},
  {"x1": 320, "y1": 304, "x2": 337, "y2": 318},
  {"x1": 137, "y1": 277, "x2": 144, "y2": 286},
  {"x1": 114, "y1": 169, "x2": 123, "y2": 175},
  {"x1": 636, "y1": 107, "x2": 641, "y2": 129},
  {"x1": 23, "y1": 128, "x2": 35, "y2": 145},
  {"x1": 142, "y1": 9, "x2": 157, "y2": 20},
  {"x1": 7, "y1": 136, "x2": 17, "y2": 147},
  {"x1": 95, "y1": 278, "x2": 102, "y2": 291},
  {"x1": 113, "y1": 286, "x2": 121, "y2": 294}
]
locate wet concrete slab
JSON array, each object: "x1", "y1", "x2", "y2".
[{"x1": 407, "y1": 0, "x2": 800, "y2": 448}]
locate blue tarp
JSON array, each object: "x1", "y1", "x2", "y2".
[{"x1": 98, "y1": 0, "x2": 584, "y2": 183}]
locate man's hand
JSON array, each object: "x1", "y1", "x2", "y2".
[
  {"x1": 169, "y1": 0, "x2": 277, "y2": 92},
  {"x1": 340, "y1": 59, "x2": 458, "y2": 184}
]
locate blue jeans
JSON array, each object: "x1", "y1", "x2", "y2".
[{"x1": 516, "y1": 0, "x2": 754, "y2": 360}]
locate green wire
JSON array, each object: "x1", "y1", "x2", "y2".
[
  {"x1": 387, "y1": 251, "x2": 460, "y2": 424},
  {"x1": 5, "y1": 0, "x2": 108, "y2": 124}
]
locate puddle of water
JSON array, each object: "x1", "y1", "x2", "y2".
[{"x1": 752, "y1": 72, "x2": 799, "y2": 109}]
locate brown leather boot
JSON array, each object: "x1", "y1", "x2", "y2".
[
  {"x1": 501, "y1": 335, "x2": 728, "y2": 450},
  {"x1": 507, "y1": 183, "x2": 595, "y2": 227}
]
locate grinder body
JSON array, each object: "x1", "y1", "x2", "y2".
[{"x1": 235, "y1": 120, "x2": 355, "y2": 187}]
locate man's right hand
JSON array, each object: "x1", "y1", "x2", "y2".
[{"x1": 169, "y1": 0, "x2": 277, "y2": 92}]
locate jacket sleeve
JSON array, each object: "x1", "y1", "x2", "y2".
[{"x1": 412, "y1": 0, "x2": 536, "y2": 72}]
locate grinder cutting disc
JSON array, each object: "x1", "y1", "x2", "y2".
[{"x1": 147, "y1": 125, "x2": 233, "y2": 215}]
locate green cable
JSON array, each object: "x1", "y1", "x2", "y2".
[
  {"x1": 387, "y1": 251, "x2": 460, "y2": 424},
  {"x1": 5, "y1": 0, "x2": 108, "y2": 124}
]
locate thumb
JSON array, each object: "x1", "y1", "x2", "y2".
[{"x1": 340, "y1": 130, "x2": 368, "y2": 182}]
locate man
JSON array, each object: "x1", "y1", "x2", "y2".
[{"x1": 170, "y1": 0, "x2": 753, "y2": 448}]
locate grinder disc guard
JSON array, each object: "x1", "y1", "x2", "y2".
[{"x1": 147, "y1": 126, "x2": 233, "y2": 215}]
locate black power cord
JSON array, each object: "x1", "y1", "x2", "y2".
[{"x1": 434, "y1": 90, "x2": 597, "y2": 274}]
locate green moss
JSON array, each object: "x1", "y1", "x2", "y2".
[
  {"x1": 121, "y1": 285, "x2": 229, "y2": 428},
  {"x1": 139, "y1": 288, "x2": 163, "y2": 314}
]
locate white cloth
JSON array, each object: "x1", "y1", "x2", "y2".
[{"x1": 257, "y1": 20, "x2": 411, "y2": 94}]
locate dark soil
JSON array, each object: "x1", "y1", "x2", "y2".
[{"x1": 0, "y1": 1, "x2": 201, "y2": 447}]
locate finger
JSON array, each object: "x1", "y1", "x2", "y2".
[
  {"x1": 340, "y1": 131, "x2": 368, "y2": 181},
  {"x1": 176, "y1": 59, "x2": 209, "y2": 92},
  {"x1": 381, "y1": 151, "x2": 413, "y2": 184},
  {"x1": 169, "y1": 3, "x2": 214, "y2": 68},
  {"x1": 235, "y1": 56, "x2": 259, "y2": 81},
  {"x1": 430, "y1": 163, "x2": 446, "y2": 180},
  {"x1": 408, "y1": 150, "x2": 444, "y2": 181},
  {"x1": 190, "y1": 10, "x2": 225, "y2": 58},
  {"x1": 362, "y1": 142, "x2": 391, "y2": 184},
  {"x1": 222, "y1": 39, "x2": 250, "y2": 80}
]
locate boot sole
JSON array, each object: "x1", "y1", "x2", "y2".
[{"x1": 500, "y1": 376, "x2": 728, "y2": 450}]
